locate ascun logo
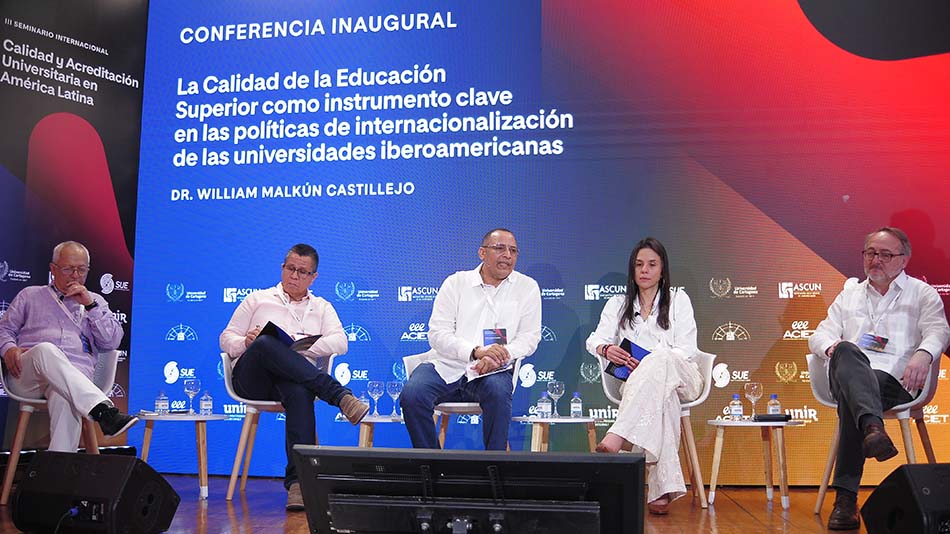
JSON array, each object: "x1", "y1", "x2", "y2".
[
  {"x1": 398, "y1": 285, "x2": 438, "y2": 302},
  {"x1": 584, "y1": 284, "x2": 625, "y2": 301},
  {"x1": 165, "y1": 323, "x2": 198, "y2": 342},
  {"x1": 99, "y1": 273, "x2": 129, "y2": 295},
  {"x1": 223, "y1": 287, "x2": 256, "y2": 303},
  {"x1": 400, "y1": 322, "x2": 428, "y2": 342},
  {"x1": 779, "y1": 282, "x2": 822, "y2": 299}
]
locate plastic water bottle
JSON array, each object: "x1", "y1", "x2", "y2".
[
  {"x1": 537, "y1": 392, "x2": 552, "y2": 418},
  {"x1": 570, "y1": 392, "x2": 583, "y2": 418},
  {"x1": 199, "y1": 390, "x2": 213, "y2": 416},
  {"x1": 729, "y1": 393, "x2": 744, "y2": 419},
  {"x1": 767, "y1": 393, "x2": 781, "y2": 415},
  {"x1": 154, "y1": 391, "x2": 169, "y2": 415}
]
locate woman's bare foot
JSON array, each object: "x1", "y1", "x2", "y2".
[
  {"x1": 648, "y1": 494, "x2": 671, "y2": 515},
  {"x1": 595, "y1": 432, "x2": 625, "y2": 453}
]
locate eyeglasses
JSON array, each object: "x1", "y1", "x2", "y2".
[
  {"x1": 282, "y1": 264, "x2": 314, "y2": 277},
  {"x1": 481, "y1": 244, "x2": 519, "y2": 255},
  {"x1": 862, "y1": 249, "x2": 905, "y2": 263},
  {"x1": 53, "y1": 264, "x2": 90, "y2": 276}
]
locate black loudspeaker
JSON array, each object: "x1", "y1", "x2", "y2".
[
  {"x1": 861, "y1": 463, "x2": 950, "y2": 534},
  {"x1": 11, "y1": 451, "x2": 180, "y2": 534}
]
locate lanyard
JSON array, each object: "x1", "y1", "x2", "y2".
[
  {"x1": 47, "y1": 285, "x2": 86, "y2": 329},
  {"x1": 276, "y1": 287, "x2": 312, "y2": 332},
  {"x1": 866, "y1": 284, "x2": 902, "y2": 334}
]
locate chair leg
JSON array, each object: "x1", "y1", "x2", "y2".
[
  {"x1": 915, "y1": 418, "x2": 937, "y2": 464},
  {"x1": 240, "y1": 412, "x2": 261, "y2": 492},
  {"x1": 815, "y1": 425, "x2": 839, "y2": 515},
  {"x1": 899, "y1": 418, "x2": 917, "y2": 464},
  {"x1": 81, "y1": 420, "x2": 100, "y2": 455},
  {"x1": 438, "y1": 414, "x2": 449, "y2": 448},
  {"x1": 1, "y1": 410, "x2": 33, "y2": 506},
  {"x1": 227, "y1": 411, "x2": 255, "y2": 501},
  {"x1": 681, "y1": 415, "x2": 707, "y2": 508}
]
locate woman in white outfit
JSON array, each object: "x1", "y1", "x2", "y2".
[{"x1": 586, "y1": 237, "x2": 702, "y2": 515}]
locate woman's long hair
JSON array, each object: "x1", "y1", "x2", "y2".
[{"x1": 619, "y1": 237, "x2": 672, "y2": 330}]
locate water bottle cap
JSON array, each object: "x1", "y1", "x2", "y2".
[
  {"x1": 770, "y1": 393, "x2": 777, "y2": 399},
  {"x1": 541, "y1": 392, "x2": 549, "y2": 398},
  {"x1": 573, "y1": 392, "x2": 580, "y2": 397},
  {"x1": 733, "y1": 393, "x2": 740, "y2": 399}
]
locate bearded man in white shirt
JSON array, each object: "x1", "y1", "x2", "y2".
[
  {"x1": 220, "y1": 243, "x2": 368, "y2": 510},
  {"x1": 809, "y1": 227, "x2": 950, "y2": 531},
  {"x1": 401, "y1": 228, "x2": 542, "y2": 450}
]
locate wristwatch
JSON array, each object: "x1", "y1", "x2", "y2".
[{"x1": 84, "y1": 301, "x2": 99, "y2": 311}]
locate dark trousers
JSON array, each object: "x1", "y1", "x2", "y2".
[
  {"x1": 232, "y1": 335, "x2": 351, "y2": 489},
  {"x1": 828, "y1": 342, "x2": 913, "y2": 493},
  {"x1": 400, "y1": 362, "x2": 513, "y2": 450}
]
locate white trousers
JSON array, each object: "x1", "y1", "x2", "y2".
[
  {"x1": 608, "y1": 348, "x2": 702, "y2": 503},
  {"x1": 7, "y1": 342, "x2": 107, "y2": 452}
]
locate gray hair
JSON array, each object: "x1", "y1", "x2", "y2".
[
  {"x1": 52, "y1": 241, "x2": 90, "y2": 263},
  {"x1": 864, "y1": 227, "x2": 912, "y2": 257}
]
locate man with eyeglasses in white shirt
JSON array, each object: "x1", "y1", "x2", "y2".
[
  {"x1": 401, "y1": 228, "x2": 542, "y2": 450},
  {"x1": 809, "y1": 227, "x2": 950, "y2": 531},
  {"x1": 220, "y1": 243, "x2": 368, "y2": 510}
]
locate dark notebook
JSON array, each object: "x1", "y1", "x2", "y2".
[{"x1": 603, "y1": 338, "x2": 650, "y2": 381}]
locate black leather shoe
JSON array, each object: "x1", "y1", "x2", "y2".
[
  {"x1": 95, "y1": 405, "x2": 139, "y2": 437},
  {"x1": 862, "y1": 423, "x2": 898, "y2": 461},
  {"x1": 828, "y1": 490, "x2": 860, "y2": 530}
]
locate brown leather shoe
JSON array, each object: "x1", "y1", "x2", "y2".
[
  {"x1": 862, "y1": 423, "x2": 898, "y2": 462},
  {"x1": 339, "y1": 394, "x2": 370, "y2": 425},
  {"x1": 827, "y1": 490, "x2": 859, "y2": 530}
]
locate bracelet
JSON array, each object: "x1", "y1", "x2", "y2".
[{"x1": 601, "y1": 344, "x2": 612, "y2": 357}]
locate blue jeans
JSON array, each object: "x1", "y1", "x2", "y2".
[
  {"x1": 400, "y1": 362, "x2": 513, "y2": 450},
  {"x1": 232, "y1": 335, "x2": 351, "y2": 489}
]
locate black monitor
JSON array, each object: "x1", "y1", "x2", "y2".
[{"x1": 292, "y1": 446, "x2": 645, "y2": 534}]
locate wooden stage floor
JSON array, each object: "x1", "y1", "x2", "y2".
[{"x1": 0, "y1": 475, "x2": 871, "y2": 533}]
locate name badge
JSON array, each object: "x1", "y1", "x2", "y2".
[
  {"x1": 858, "y1": 332, "x2": 889, "y2": 353},
  {"x1": 483, "y1": 328, "x2": 507, "y2": 346}
]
